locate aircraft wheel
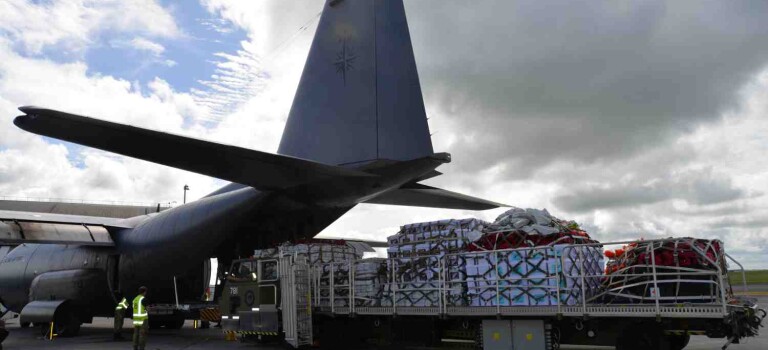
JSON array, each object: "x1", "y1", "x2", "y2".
[
  {"x1": 19, "y1": 322, "x2": 30, "y2": 328},
  {"x1": 41, "y1": 309, "x2": 80, "y2": 337}
]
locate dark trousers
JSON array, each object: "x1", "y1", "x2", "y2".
[
  {"x1": 132, "y1": 321, "x2": 148, "y2": 350},
  {"x1": 114, "y1": 308, "x2": 125, "y2": 334},
  {"x1": 0, "y1": 327, "x2": 7, "y2": 350}
]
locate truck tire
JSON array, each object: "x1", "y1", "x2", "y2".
[
  {"x1": 667, "y1": 334, "x2": 690, "y2": 350},
  {"x1": 148, "y1": 318, "x2": 162, "y2": 330},
  {"x1": 166, "y1": 316, "x2": 185, "y2": 330},
  {"x1": 148, "y1": 315, "x2": 185, "y2": 329},
  {"x1": 616, "y1": 324, "x2": 670, "y2": 350}
]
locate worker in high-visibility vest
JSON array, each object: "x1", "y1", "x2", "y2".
[
  {"x1": 132, "y1": 286, "x2": 149, "y2": 350},
  {"x1": 113, "y1": 291, "x2": 128, "y2": 340},
  {"x1": 0, "y1": 318, "x2": 8, "y2": 350}
]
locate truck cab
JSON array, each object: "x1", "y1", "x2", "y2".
[{"x1": 220, "y1": 258, "x2": 282, "y2": 339}]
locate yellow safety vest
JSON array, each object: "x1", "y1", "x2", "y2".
[
  {"x1": 132, "y1": 295, "x2": 148, "y2": 326},
  {"x1": 116, "y1": 297, "x2": 128, "y2": 310}
]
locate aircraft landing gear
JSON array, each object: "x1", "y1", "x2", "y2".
[{"x1": 39, "y1": 308, "x2": 81, "y2": 338}]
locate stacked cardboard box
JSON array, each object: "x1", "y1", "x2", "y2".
[
  {"x1": 461, "y1": 208, "x2": 604, "y2": 307},
  {"x1": 554, "y1": 244, "x2": 605, "y2": 305},
  {"x1": 280, "y1": 242, "x2": 362, "y2": 265},
  {"x1": 382, "y1": 219, "x2": 489, "y2": 307},
  {"x1": 252, "y1": 241, "x2": 365, "y2": 308},
  {"x1": 352, "y1": 258, "x2": 388, "y2": 306},
  {"x1": 252, "y1": 240, "x2": 363, "y2": 263},
  {"x1": 386, "y1": 219, "x2": 487, "y2": 257},
  {"x1": 461, "y1": 245, "x2": 604, "y2": 307}
]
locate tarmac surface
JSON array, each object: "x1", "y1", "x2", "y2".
[{"x1": 2, "y1": 295, "x2": 766, "y2": 350}]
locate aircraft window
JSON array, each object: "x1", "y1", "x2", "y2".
[{"x1": 260, "y1": 261, "x2": 278, "y2": 281}]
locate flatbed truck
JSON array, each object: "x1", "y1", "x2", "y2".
[{"x1": 220, "y1": 239, "x2": 765, "y2": 350}]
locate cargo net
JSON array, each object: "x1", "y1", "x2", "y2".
[
  {"x1": 254, "y1": 241, "x2": 363, "y2": 308},
  {"x1": 253, "y1": 239, "x2": 363, "y2": 263},
  {"x1": 449, "y1": 208, "x2": 603, "y2": 307},
  {"x1": 595, "y1": 238, "x2": 729, "y2": 304},
  {"x1": 380, "y1": 219, "x2": 488, "y2": 307},
  {"x1": 452, "y1": 244, "x2": 604, "y2": 307},
  {"x1": 314, "y1": 259, "x2": 392, "y2": 308}
]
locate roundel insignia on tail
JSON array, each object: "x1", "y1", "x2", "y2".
[
  {"x1": 334, "y1": 36, "x2": 357, "y2": 85},
  {"x1": 279, "y1": 0, "x2": 434, "y2": 166}
]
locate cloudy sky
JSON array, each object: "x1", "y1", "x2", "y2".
[{"x1": 1, "y1": 1, "x2": 768, "y2": 267}]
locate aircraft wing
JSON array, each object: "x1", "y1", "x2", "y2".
[
  {"x1": 364, "y1": 183, "x2": 507, "y2": 210},
  {"x1": 0, "y1": 199, "x2": 169, "y2": 218},
  {"x1": 14, "y1": 107, "x2": 375, "y2": 192},
  {"x1": 315, "y1": 237, "x2": 388, "y2": 249},
  {"x1": 0, "y1": 210, "x2": 135, "y2": 246}
]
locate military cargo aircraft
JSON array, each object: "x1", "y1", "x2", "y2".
[{"x1": 0, "y1": 0, "x2": 503, "y2": 336}]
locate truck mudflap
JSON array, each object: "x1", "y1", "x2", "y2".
[
  {"x1": 718, "y1": 297, "x2": 767, "y2": 348},
  {"x1": 237, "y1": 305, "x2": 280, "y2": 335}
]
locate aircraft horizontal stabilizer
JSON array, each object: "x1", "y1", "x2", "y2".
[
  {"x1": 14, "y1": 107, "x2": 375, "y2": 191},
  {"x1": 364, "y1": 183, "x2": 507, "y2": 210},
  {"x1": 315, "y1": 237, "x2": 388, "y2": 249}
]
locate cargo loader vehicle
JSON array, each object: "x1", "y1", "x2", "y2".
[{"x1": 220, "y1": 238, "x2": 765, "y2": 350}]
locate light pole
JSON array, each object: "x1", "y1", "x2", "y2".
[{"x1": 183, "y1": 185, "x2": 189, "y2": 204}]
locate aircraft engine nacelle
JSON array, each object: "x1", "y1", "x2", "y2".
[
  {"x1": 0, "y1": 244, "x2": 113, "y2": 314},
  {"x1": 28, "y1": 269, "x2": 112, "y2": 316}
]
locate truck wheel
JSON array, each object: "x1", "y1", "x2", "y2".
[
  {"x1": 148, "y1": 318, "x2": 162, "y2": 330},
  {"x1": 667, "y1": 334, "x2": 690, "y2": 350},
  {"x1": 616, "y1": 324, "x2": 670, "y2": 350},
  {"x1": 166, "y1": 316, "x2": 185, "y2": 330}
]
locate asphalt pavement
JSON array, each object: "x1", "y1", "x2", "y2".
[{"x1": 2, "y1": 296, "x2": 766, "y2": 350}]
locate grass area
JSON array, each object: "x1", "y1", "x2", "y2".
[{"x1": 728, "y1": 270, "x2": 768, "y2": 285}]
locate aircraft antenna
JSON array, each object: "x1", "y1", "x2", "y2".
[{"x1": 264, "y1": 11, "x2": 323, "y2": 61}]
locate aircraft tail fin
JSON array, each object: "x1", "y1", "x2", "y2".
[{"x1": 278, "y1": 0, "x2": 433, "y2": 166}]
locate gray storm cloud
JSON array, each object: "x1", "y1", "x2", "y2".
[
  {"x1": 402, "y1": 0, "x2": 768, "y2": 175},
  {"x1": 2, "y1": 0, "x2": 768, "y2": 266},
  {"x1": 553, "y1": 168, "x2": 747, "y2": 213}
]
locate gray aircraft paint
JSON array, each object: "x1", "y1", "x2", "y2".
[
  {"x1": 279, "y1": 0, "x2": 433, "y2": 166},
  {"x1": 0, "y1": 0, "x2": 502, "y2": 323}
]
